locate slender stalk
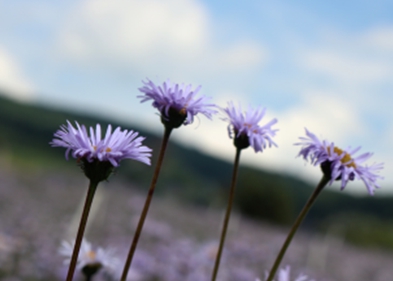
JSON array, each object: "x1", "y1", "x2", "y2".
[
  {"x1": 211, "y1": 148, "x2": 242, "y2": 281},
  {"x1": 66, "y1": 180, "x2": 99, "y2": 281},
  {"x1": 120, "y1": 127, "x2": 173, "y2": 281},
  {"x1": 265, "y1": 175, "x2": 330, "y2": 281}
]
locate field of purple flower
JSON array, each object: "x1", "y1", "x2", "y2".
[{"x1": 1, "y1": 163, "x2": 392, "y2": 281}]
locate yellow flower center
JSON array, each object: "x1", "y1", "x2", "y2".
[
  {"x1": 86, "y1": 250, "x2": 96, "y2": 260},
  {"x1": 179, "y1": 107, "x2": 187, "y2": 115},
  {"x1": 92, "y1": 146, "x2": 112, "y2": 153},
  {"x1": 328, "y1": 146, "x2": 356, "y2": 168},
  {"x1": 244, "y1": 122, "x2": 258, "y2": 133},
  {"x1": 179, "y1": 96, "x2": 193, "y2": 116}
]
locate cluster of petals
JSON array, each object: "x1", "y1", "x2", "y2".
[
  {"x1": 138, "y1": 78, "x2": 217, "y2": 125},
  {"x1": 59, "y1": 240, "x2": 119, "y2": 274},
  {"x1": 256, "y1": 266, "x2": 314, "y2": 281},
  {"x1": 296, "y1": 128, "x2": 383, "y2": 195},
  {"x1": 223, "y1": 101, "x2": 278, "y2": 152},
  {"x1": 51, "y1": 120, "x2": 152, "y2": 167}
]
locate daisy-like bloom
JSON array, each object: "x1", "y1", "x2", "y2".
[
  {"x1": 223, "y1": 101, "x2": 278, "y2": 152},
  {"x1": 59, "y1": 240, "x2": 119, "y2": 278},
  {"x1": 138, "y1": 78, "x2": 217, "y2": 129},
  {"x1": 257, "y1": 265, "x2": 314, "y2": 281},
  {"x1": 51, "y1": 121, "x2": 152, "y2": 182},
  {"x1": 296, "y1": 128, "x2": 383, "y2": 195},
  {"x1": 51, "y1": 120, "x2": 152, "y2": 166}
]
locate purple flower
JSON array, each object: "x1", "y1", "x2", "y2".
[
  {"x1": 296, "y1": 128, "x2": 383, "y2": 195},
  {"x1": 257, "y1": 265, "x2": 314, "y2": 281},
  {"x1": 138, "y1": 79, "x2": 217, "y2": 128},
  {"x1": 223, "y1": 101, "x2": 278, "y2": 152},
  {"x1": 51, "y1": 121, "x2": 152, "y2": 167},
  {"x1": 59, "y1": 240, "x2": 120, "y2": 278}
]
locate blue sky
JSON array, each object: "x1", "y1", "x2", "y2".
[{"x1": 0, "y1": 0, "x2": 392, "y2": 194}]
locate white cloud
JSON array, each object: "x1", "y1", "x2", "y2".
[
  {"x1": 57, "y1": 0, "x2": 268, "y2": 79},
  {"x1": 216, "y1": 42, "x2": 268, "y2": 70},
  {"x1": 298, "y1": 25, "x2": 393, "y2": 92},
  {"x1": 60, "y1": 0, "x2": 208, "y2": 60},
  {"x1": 279, "y1": 91, "x2": 364, "y2": 141},
  {"x1": 302, "y1": 49, "x2": 391, "y2": 84},
  {"x1": 363, "y1": 26, "x2": 393, "y2": 51},
  {"x1": 0, "y1": 47, "x2": 34, "y2": 101}
]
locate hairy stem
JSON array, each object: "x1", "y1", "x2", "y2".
[
  {"x1": 66, "y1": 180, "x2": 99, "y2": 281},
  {"x1": 211, "y1": 148, "x2": 242, "y2": 281},
  {"x1": 120, "y1": 127, "x2": 172, "y2": 281},
  {"x1": 265, "y1": 175, "x2": 330, "y2": 281}
]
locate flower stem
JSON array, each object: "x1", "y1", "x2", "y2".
[
  {"x1": 211, "y1": 148, "x2": 242, "y2": 281},
  {"x1": 265, "y1": 175, "x2": 330, "y2": 281},
  {"x1": 66, "y1": 180, "x2": 99, "y2": 281},
  {"x1": 120, "y1": 127, "x2": 173, "y2": 281}
]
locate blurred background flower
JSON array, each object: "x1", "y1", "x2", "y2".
[{"x1": 59, "y1": 239, "x2": 120, "y2": 279}]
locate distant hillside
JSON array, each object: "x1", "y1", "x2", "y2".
[{"x1": 1, "y1": 94, "x2": 393, "y2": 249}]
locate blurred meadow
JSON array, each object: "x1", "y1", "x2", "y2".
[{"x1": 0, "y1": 95, "x2": 393, "y2": 281}]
